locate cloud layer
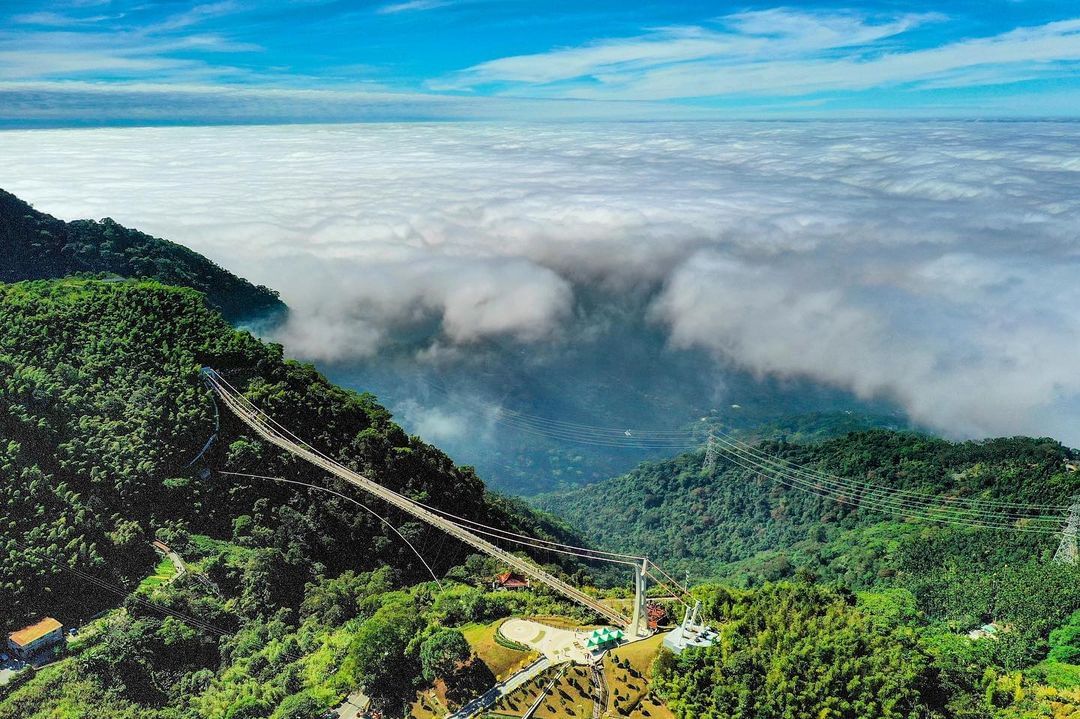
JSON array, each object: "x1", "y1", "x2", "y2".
[{"x1": 1, "y1": 122, "x2": 1079, "y2": 444}]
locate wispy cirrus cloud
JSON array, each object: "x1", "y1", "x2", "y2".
[
  {"x1": 149, "y1": 1, "x2": 243, "y2": 33},
  {"x1": 435, "y1": 9, "x2": 1080, "y2": 100},
  {"x1": 376, "y1": 0, "x2": 456, "y2": 15},
  {"x1": 0, "y1": 1, "x2": 256, "y2": 84},
  {"x1": 11, "y1": 11, "x2": 120, "y2": 27},
  {"x1": 0, "y1": 4, "x2": 1078, "y2": 123}
]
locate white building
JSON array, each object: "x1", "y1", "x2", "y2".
[{"x1": 663, "y1": 602, "x2": 717, "y2": 655}]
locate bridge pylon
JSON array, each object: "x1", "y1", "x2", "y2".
[{"x1": 630, "y1": 557, "x2": 650, "y2": 637}]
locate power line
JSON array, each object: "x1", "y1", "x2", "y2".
[
  {"x1": 708, "y1": 432, "x2": 1067, "y2": 526},
  {"x1": 219, "y1": 471, "x2": 443, "y2": 588},
  {"x1": 407, "y1": 374, "x2": 1074, "y2": 519},
  {"x1": 204, "y1": 370, "x2": 632, "y2": 627},
  {"x1": 711, "y1": 442, "x2": 1065, "y2": 534}
]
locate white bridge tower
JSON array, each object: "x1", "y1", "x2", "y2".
[{"x1": 630, "y1": 557, "x2": 650, "y2": 637}]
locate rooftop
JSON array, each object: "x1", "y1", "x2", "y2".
[
  {"x1": 495, "y1": 572, "x2": 529, "y2": 587},
  {"x1": 585, "y1": 627, "x2": 624, "y2": 648},
  {"x1": 8, "y1": 617, "x2": 62, "y2": 647}
]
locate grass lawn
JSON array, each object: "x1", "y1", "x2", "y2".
[
  {"x1": 410, "y1": 687, "x2": 449, "y2": 719},
  {"x1": 462, "y1": 620, "x2": 538, "y2": 682},
  {"x1": 603, "y1": 635, "x2": 675, "y2": 719},
  {"x1": 137, "y1": 556, "x2": 177, "y2": 592}
]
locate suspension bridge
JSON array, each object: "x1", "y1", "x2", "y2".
[
  {"x1": 202, "y1": 368, "x2": 692, "y2": 637},
  {"x1": 202, "y1": 365, "x2": 1079, "y2": 644}
]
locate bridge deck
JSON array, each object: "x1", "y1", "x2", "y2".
[{"x1": 204, "y1": 370, "x2": 630, "y2": 627}]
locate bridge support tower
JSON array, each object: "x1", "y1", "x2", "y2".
[{"x1": 630, "y1": 557, "x2": 650, "y2": 637}]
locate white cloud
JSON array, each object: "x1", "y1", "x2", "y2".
[
  {"x1": 437, "y1": 10, "x2": 1080, "y2": 100},
  {"x1": 436, "y1": 10, "x2": 937, "y2": 89},
  {"x1": 376, "y1": 0, "x2": 454, "y2": 15},
  {"x1": 1, "y1": 122, "x2": 1079, "y2": 445},
  {"x1": 0, "y1": 1, "x2": 254, "y2": 85},
  {"x1": 11, "y1": 11, "x2": 119, "y2": 27}
]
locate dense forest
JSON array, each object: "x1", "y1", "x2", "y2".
[
  {"x1": 541, "y1": 431, "x2": 1080, "y2": 716},
  {"x1": 0, "y1": 189, "x2": 284, "y2": 323},
  {"x1": 655, "y1": 581, "x2": 1080, "y2": 719},
  {"x1": 538, "y1": 431, "x2": 1077, "y2": 586},
  {"x1": 0, "y1": 278, "x2": 605, "y2": 717},
  {"x1": 1, "y1": 276, "x2": 1078, "y2": 717},
  {"x1": 0, "y1": 279, "x2": 588, "y2": 629}
]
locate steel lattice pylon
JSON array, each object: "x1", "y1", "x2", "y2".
[
  {"x1": 1054, "y1": 500, "x2": 1080, "y2": 564},
  {"x1": 703, "y1": 433, "x2": 718, "y2": 475}
]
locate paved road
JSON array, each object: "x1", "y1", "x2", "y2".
[
  {"x1": 590, "y1": 663, "x2": 607, "y2": 719},
  {"x1": 446, "y1": 656, "x2": 554, "y2": 719},
  {"x1": 333, "y1": 689, "x2": 371, "y2": 719}
]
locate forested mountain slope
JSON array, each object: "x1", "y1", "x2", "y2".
[
  {"x1": 539, "y1": 432, "x2": 1080, "y2": 662},
  {"x1": 538, "y1": 431, "x2": 1078, "y2": 584},
  {"x1": 0, "y1": 278, "x2": 577, "y2": 632},
  {"x1": 0, "y1": 277, "x2": 609, "y2": 718},
  {"x1": 0, "y1": 190, "x2": 283, "y2": 323},
  {"x1": 540, "y1": 433, "x2": 1080, "y2": 718},
  {"x1": 1, "y1": 278, "x2": 1078, "y2": 719}
]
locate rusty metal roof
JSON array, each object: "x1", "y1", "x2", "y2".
[{"x1": 8, "y1": 617, "x2": 62, "y2": 647}]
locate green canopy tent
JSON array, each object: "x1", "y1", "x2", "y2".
[{"x1": 585, "y1": 627, "x2": 624, "y2": 652}]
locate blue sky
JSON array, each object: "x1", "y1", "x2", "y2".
[{"x1": 1, "y1": 0, "x2": 1079, "y2": 124}]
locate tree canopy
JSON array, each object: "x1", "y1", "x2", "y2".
[{"x1": 0, "y1": 188, "x2": 283, "y2": 323}]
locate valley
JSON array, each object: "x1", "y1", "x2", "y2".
[{"x1": 2, "y1": 108, "x2": 1080, "y2": 719}]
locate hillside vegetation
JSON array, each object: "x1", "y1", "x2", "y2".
[
  {"x1": 0, "y1": 279, "x2": 584, "y2": 629},
  {"x1": 0, "y1": 189, "x2": 283, "y2": 323},
  {"x1": 541, "y1": 432, "x2": 1080, "y2": 717},
  {"x1": 0, "y1": 277, "x2": 611, "y2": 717},
  {"x1": 2, "y1": 276, "x2": 1079, "y2": 719},
  {"x1": 538, "y1": 431, "x2": 1077, "y2": 586}
]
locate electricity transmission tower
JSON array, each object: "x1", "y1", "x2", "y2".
[
  {"x1": 1054, "y1": 500, "x2": 1080, "y2": 565},
  {"x1": 703, "y1": 433, "x2": 718, "y2": 475}
]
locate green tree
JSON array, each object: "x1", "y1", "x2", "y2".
[
  {"x1": 420, "y1": 628, "x2": 472, "y2": 682},
  {"x1": 271, "y1": 691, "x2": 324, "y2": 719}
]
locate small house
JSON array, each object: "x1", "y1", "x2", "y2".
[
  {"x1": 7, "y1": 617, "x2": 64, "y2": 661},
  {"x1": 968, "y1": 622, "x2": 1006, "y2": 640},
  {"x1": 492, "y1": 572, "x2": 530, "y2": 591}
]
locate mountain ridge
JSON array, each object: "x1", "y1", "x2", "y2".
[{"x1": 0, "y1": 188, "x2": 284, "y2": 324}]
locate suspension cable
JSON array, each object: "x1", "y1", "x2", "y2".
[{"x1": 220, "y1": 471, "x2": 443, "y2": 588}]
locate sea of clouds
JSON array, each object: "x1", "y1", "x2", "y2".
[{"x1": 2, "y1": 121, "x2": 1079, "y2": 445}]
